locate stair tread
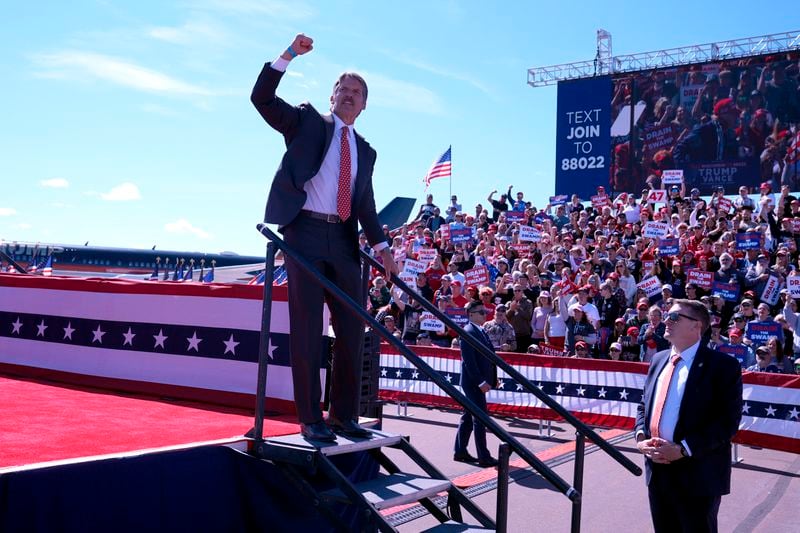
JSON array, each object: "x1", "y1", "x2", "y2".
[
  {"x1": 263, "y1": 429, "x2": 403, "y2": 456},
  {"x1": 322, "y1": 472, "x2": 451, "y2": 510},
  {"x1": 422, "y1": 521, "x2": 494, "y2": 532}
]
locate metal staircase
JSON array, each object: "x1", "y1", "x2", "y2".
[{"x1": 248, "y1": 223, "x2": 642, "y2": 532}]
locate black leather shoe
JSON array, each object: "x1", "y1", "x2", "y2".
[
  {"x1": 478, "y1": 456, "x2": 499, "y2": 468},
  {"x1": 453, "y1": 452, "x2": 478, "y2": 464},
  {"x1": 326, "y1": 417, "x2": 372, "y2": 439},
  {"x1": 300, "y1": 421, "x2": 336, "y2": 442}
]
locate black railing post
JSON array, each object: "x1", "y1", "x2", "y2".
[
  {"x1": 496, "y1": 443, "x2": 511, "y2": 533},
  {"x1": 570, "y1": 432, "x2": 586, "y2": 533},
  {"x1": 253, "y1": 242, "x2": 276, "y2": 442}
]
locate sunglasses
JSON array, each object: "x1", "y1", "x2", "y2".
[
  {"x1": 665, "y1": 312, "x2": 698, "y2": 323},
  {"x1": 610, "y1": 348, "x2": 621, "y2": 352}
]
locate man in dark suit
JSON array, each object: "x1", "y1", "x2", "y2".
[
  {"x1": 454, "y1": 301, "x2": 499, "y2": 468},
  {"x1": 635, "y1": 299, "x2": 742, "y2": 532},
  {"x1": 251, "y1": 34, "x2": 398, "y2": 442}
]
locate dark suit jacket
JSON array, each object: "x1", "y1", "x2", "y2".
[
  {"x1": 672, "y1": 121, "x2": 739, "y2": 164},
  {"x1": 250, "y1": 63, "x2": 384, "y2": 251},
  {"x1": 635, "y1": 345, "x2": 743, "y2": 497},
  {"x1": 460, "y1": 322, "x2": 497, "y2": 389}
]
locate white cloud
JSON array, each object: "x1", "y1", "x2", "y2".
[
  {"x1": 32, "y1": 51, "x2": 214, "y2": 96},
  {"x1": 360, "y1": 71, "x2": 445, "y2": 116},
  {"x1": 100, "y1": 182, "x2": 141, "y2": 201},
  {"x1": 41, "y1": 177, "x2": 70, "y2": 188},
  {"x1": 164, "y1": 219, "x2": 211, "y2": 239},
  {"x1": 0, "y1": 208, "x2": 17, "y2": 216},
  {"x1": 147, "y1": 19, "x2": 230, "y2": 46},
  {"x1": 390, "y1": 54, "x2": 495, "y2": 98}
]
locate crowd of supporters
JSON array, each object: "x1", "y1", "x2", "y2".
[
  {"x1": 367, "y1": 184, "x2": 800, "y2": 375},
  {"x1": 610, "y1": 54, "x2": 800, "y2": 193}
]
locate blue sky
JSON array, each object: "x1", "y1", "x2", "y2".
[{"x1": 0, "y1": 1, "x2": 794, "y2": 255}]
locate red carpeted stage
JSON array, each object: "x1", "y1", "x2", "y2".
[
  {"x1": 0, "y1": 374, "x2": 300, "y2": 470},
  {"x1": 0, "y1": 373, "x2": 376, "y2": 533}
]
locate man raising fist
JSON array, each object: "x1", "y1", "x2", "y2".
[{"x1": 252, "y1": 34, "x2": 397, "y2": 443}]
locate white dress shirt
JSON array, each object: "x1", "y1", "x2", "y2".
[{"x1": 652, "y1": 339, "x2": 700, "y2": 454}]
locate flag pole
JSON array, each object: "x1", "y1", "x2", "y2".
[{"x1": 449, "y1": 145, "x2": 452, "y2": 199}]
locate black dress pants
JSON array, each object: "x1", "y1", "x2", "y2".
[{"x1": 283, "y1": 214, "x2": 364, "y2": 424}]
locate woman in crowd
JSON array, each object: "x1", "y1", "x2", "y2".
[
  {"x1": 766, "y1": 335, "x2": 794, "y2": 374},
  {"x1": 545, "y1": 295, "x2": 567, "y2": 350},
  {"x1": 562, "y1": 299, "x2": 598, "y2": 355},
  {"x1": 531, "y1": 291, "x2": 553, "y2": 347}
]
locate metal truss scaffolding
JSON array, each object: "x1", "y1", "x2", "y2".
[{"x1": 528, "y1": 30, "x2": 800, "y2": 87}]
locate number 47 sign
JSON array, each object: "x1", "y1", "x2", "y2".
[{"x1": 646, "y1": 190, "x2": 668, "y2": 204}]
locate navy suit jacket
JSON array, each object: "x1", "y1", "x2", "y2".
[
  {"x1": 251, "y1": 63, "x2": 384, "y2": 251},
  {"x1": 635, "y1": 345, "x2": 743, "y2": 497},
  {"x1": 460, "y1": 323, "x2": 497, "y2": 389}
]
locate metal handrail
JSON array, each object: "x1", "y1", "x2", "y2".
[
  {"x1": 359, "y1": 250, "x2": 642, "y2": 478},
  {"x1": 0, "y1": 250, "x2": 28, "y2": 274},
  {"x1": 256, "y1": 223, "x2": 581, "y2": 502}
]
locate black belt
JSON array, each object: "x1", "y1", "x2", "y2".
[{"x1": 300, "y1": 209, "x2": 344, "y2": 223}]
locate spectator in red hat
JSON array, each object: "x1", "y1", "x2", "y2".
[
  {"x1": 673, "y1": 96, "x2": 740, "y2": 164},
  {"x1": 571, "y1": 340, "x2": 592, "y2": 359}
]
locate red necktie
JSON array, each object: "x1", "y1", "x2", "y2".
[
  {"x1": 649, "y1": 354, "x2": 681, "y2": 438},
  {"x1": 337, "y1": 126, "x2": 351, "y2": 221}
]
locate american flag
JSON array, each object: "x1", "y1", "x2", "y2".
[
  {"x1": 788, "y1": 131, "x2": 800, "y2": 164},
  {"x1": 41, "y1": 255, "x2": 53, "y2": 277},
  {"x1": 423, "y1": 146, "x2": 451, "y2": 188}
]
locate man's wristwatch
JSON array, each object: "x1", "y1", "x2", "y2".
[{"x1": 679, "y1": 443, "x2": 688, "y2": 457}]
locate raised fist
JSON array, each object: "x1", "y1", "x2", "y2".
[{"x1": 290, "y1": 34, "x2": 313, "y2": 55}]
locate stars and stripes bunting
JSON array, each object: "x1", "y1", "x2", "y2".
[{"x1": 378, "y1": 344, "x2": 800, "y2": 454}]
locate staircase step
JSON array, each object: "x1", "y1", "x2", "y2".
[
  {"x1": 422, "y1": 521, "x2": 494, "y2": 532},
  {"x1": 321, "y1": 472, "x2": 451, "y2": 510},
  {"x1": 263, "y1": 429, "x2": 403, "y2": 457}
]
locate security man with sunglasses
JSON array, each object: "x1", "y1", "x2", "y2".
[{"x1": 635, "y1": 299, "x2": 743, "y2": 532}]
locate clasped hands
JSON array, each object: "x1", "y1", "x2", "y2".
[{"x1": 637, "y1": 437, "x2": 684, "y2": 464}]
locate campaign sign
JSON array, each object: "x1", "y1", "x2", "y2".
[
  {"x1": 735, "y1": 233, "x2": 762, "y2": 250},
  {"x1": 417, "y1": 248, "x2": 437, "y2": 263},
  {"x1": 787, "y1": 274, "x2": 800, "y2": 298},
  {"x1": 682, "y1": 159, "x2": 761, "y2": 196},
  {"x1": 549, "y1": 195, "x2": 569, "y2": 206},
  {"x1": 534, "y1": 213, "x2": 550, "y2": 224},
  {"x1": 638, "y1": 276, "x2": 662, "y2": 297},
  {"x1": 464, "y1": 265, "x2": 490, "y2": 287},
  {"x1": 420, "y1": 312, "x2": 445, "y2": 333},
  {"x1": 661, "y1": 169, "x2": 684, "y2": 185},
  {"x1": 718, "y1": 344, "x2": 750, "y2": 369},
  {"x1": 450, "y1": 227, "x2": 473, "y2": 244},
  {"x1": 761, "y1": 274, "x2": 781, "y2": 306},
  {"x1": 538, "y1": 343, "x2": 567, "y2": 357},
  {"x1": 510, "y1": 243, "x2": 531, "y2": 257},
  {"x1": 746, "y1": 321, "x2": 783, "y2": 346},
  {"x1": 398, "y1": 271, "x2": 416, "y2": 286},
  {"x1": 506, "y1": 211, "x2": 526, "y2": 223},
  {"x1": 403, "y1": 258, "x2": 427, "y2": 275},
  {"x1": 445, "y1": 308, "x2": 469, "y2": 328},
  {"x1": 642, "y1": 260, "x2": 655, "y2": 274},
  {"x1": 519, "y1": 225, "x2": 542, "y2": 242},
  {"x1": 658, "y1": 238, "x2": 679, "y2": 256},
  {"x1": 643, "y1": 221, "x2": 669, "y2": 239},
  {"x1": 717, "y1": 197, "x2": 733, "y2": 212},
  {"x1": 711, "y1": 281, "x2": 740, "y2": 302},
  {"x1": 687, "y1": 269, "x2": 713, "y2": 290},
  {"x1": 440, "y1": 224, "x2": 450, "y2": 240},
  {"x1": 642, "y1": 124, "x2": 679, "y2": 159},
  {"x1": 591, "y1": 195, "x2": 610, "y2": 209},
  {"x1": 554, "y1": 76, "x2": 612, "y2": 200},
  {"x1": 790, "y1": 219, "x2": 800, "y2": 234},
  {"x1": 646, "y1": 190, "x2": 668, "y2": 205}
]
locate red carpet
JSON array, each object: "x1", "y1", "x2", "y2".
[{"x1": 0, "y1": 375, "x2": 299, "y2": 469}]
